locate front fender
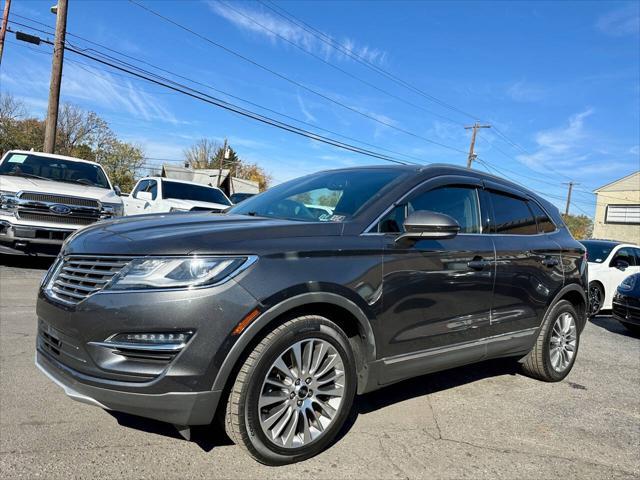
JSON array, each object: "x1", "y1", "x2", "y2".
[{"x1": 210, "y1": 290, "x2": 376, "y2": 393}]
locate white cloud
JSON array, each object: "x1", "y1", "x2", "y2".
[
  {"x1": 517, "y1": 109, "x2": 594, "y2": 170},
  {"x1": 207, "y1": 1, "x2": 387, "y2": 66},
  {"x1": 296, "y1": 92, "x2": 316, "y2": 122},
  {"x1": 596, "y1": 3, "x2": 640, "y2": 37},
  {"x1": 630, "y1": 145, "x2": 640, "y2": 156},
  {"x1": 507, "y1": 81, "x2": 546, "y2": 102}
]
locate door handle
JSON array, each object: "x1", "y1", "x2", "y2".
[
  {"x1": 468, "y1": 259, "x2": 490, "y2": 270},
  {"x1": 541, "y1": 257, "x2": 559, "y2": 267}
]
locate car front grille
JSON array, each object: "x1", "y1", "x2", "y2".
[
  {"x1": 19, "y1": 192, "x2": 99, "y2": 208},
  {"x1": 17, "y1": 212, "x2": 96, "y2": 226},
  {"x1": 47, "y1": 256, "x2": 132, "y2": 304}
]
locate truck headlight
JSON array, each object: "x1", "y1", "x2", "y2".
[
  {"x1": 0, "y1": 191, "x2": 17, "y2": 216},
  {"x1": 101, "y1": 202, "x2": 124, "y2": 217},
  {"x1": 105, "y1": 256, "x2": 257, "y2": 290}
]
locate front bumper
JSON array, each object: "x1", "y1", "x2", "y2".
[
  {"x1": 0, "y1": 219, "x2": 74, "y2": 254},
  {"x1": 612, "y1": 297, "x2": 640, "y2": 326},
  {"x1": 35, "y1": 277, "x2": 258, "y2": 425},
  {"x1": 36, "y1": 350, "x2": 221, "y2": 425}
]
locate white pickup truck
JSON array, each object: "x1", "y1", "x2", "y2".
[
  {"x1": 0, "y1": 150, "x2": 124, "y2": 255},
  {"x1": 123, "y1": 177, "x2": 232, "y2": 216}
]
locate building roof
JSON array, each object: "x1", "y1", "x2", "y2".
[{"x1": 594, "y1": 171, "x2": 640, "y2": 192}]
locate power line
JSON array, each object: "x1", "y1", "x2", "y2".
[
  {"x1": 11, "y1": 27, "x2": 422, "y2": 166},
  {"x1": 216, "y1": 0, "x2": 465, "y2": 126},
  {"x1": 257, "y1": 0, "x2": 481, "y2": 122},
  {"x1": 127, "y1": 0, "x2": 468, "y2": 156},
  {"x1": 8, "y1": 19, "x2": 433, "y2": 165}
]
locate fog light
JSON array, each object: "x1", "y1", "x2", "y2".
[{"x1": 108, "y1": 331, "x2": 193, "y2": 346}]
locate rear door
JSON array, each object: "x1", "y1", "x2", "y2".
[
  {"x1": 376, "y1": 176, "x2": 495, "y2": 363},
  {"x1": 484, "y1": 185, "x2": 564, "y2": 340}
]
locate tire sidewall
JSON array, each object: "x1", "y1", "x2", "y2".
[
  {"x1": 242, "y1": 317, "x2": 357, "y2": 464},
  {"x1": 541, "y1": 300, "x2": 580, "y2": 381}
]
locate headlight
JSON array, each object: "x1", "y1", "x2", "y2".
[
  {"x1": 619, "y1": 276, "x2": 635, "y2": 291},
  {"x1": 105, "y1": 256, "x2": 257, "y2": 291},
  {"x1": 0, "y1": 191, "x2": 17, "y2": 216},
  {"x1": 102, "y1": 201, "x2": 124, "y2": 217}
]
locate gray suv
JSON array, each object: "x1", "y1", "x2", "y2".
[{"x1": 36, "y1": 165, "x2": 587, "y2": 464}]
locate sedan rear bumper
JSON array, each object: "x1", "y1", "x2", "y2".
[{"x1": 36, "y1": 350, "x2": 222, "y2": 425}]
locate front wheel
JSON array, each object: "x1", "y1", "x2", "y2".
[
  {"x1": 521, "y1": 300, "x2": 581, "y2": 382},
  {"x1": 224, "y1": 315, "x2": 357, "y2": 465}
]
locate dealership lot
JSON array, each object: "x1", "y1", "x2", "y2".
[{"x1": 0, "y1": 258, "x2": 638, "y2": 479}]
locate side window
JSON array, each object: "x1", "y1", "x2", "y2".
[
  {"x1": 611, "y1": 248, "x2": 637, "y2": 267},
  {"x1": 147, "y1": 180, "x2": 158, "y2": 200},
  {"x1": 489, "y1": 191, "x2": 537, "y2": 235},
  {"x1": 378, "y1": 186, "x2": 480, "y2": 233},
  {"x1": 132, "y1": 180, "x2": 148, "y2": 199},
  {"x1": 528, "y1": 201, "x2": 556, "y2": 233}
]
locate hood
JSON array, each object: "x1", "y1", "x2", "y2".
[
  {"x1": 0, "y1": 175, "x2": 121, "y2": 204},
  {"x1": 64, "y1": 213, "x2": 343, "y2": 255},
  {"x1": 164, "y1": 198, "x2": 229, "y2": 211}
]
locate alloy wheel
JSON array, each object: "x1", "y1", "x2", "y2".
[
  {"x1": 589, "y1": 285, "x2": 602, "y2": 315},
  {"x1": 258, "y1": 338, "x2": 346, "y2": 449},
  {"x1": 549, "y1": 312, "x2": 577, "y2": 372}
]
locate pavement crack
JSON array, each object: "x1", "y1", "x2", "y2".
[{"x1": 426, "y1": 395, "x2": 442, "y2": 440}]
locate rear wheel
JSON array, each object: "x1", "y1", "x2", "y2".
[
  {"x1": 521, "y1": 300, "x2": 580, "y2": 382},
  {"x1": 224, "y1": 315, "x2": 357, "y2": 465},
  {"x1": 588, "y1": 282, "x2": 604, "y2": 316}
]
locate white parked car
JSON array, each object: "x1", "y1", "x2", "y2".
[
  {"x1": 123, "y1": 177, "x2": 231, "y2": 216},
  {"x1": 581, "y1": 239, "x2": 640, "y2": 315},
  {"x1": 0, "y1": 150, "x2": 123, "y2": 255}
]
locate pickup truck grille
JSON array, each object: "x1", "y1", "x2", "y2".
[
  {"x1": 19, "y1": 193, "x2": 99, "y2": 209},
  {"x1": 18, "y1": 212, "x2": 96, "y2": 226},
  {"x1": 15, "y1": 191, "x2": 104, "y2": 228},
  {"x1": 48, "y1": 256, "x2": 132, "y2": 305}
]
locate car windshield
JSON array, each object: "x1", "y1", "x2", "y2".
[
  {"x1": 581, "y1": 241, "x2": 619, "y2": 263},
  {"x1": 162, "y1": 180, "x2": 232, "y2": 206},
  {"x1": 0, "y1": 152, "x2": 110, "y2": 189},
  {"x1": 228, "y1": 168, "x2": 407, "y2": 222}
]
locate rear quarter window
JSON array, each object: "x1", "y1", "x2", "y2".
[{"x1": 488, "y1": 191, "x2": 538, "y2": 235}]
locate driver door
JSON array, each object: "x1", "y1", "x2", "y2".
[{"x1": 374, "y1": 177, "x2": 495, "y2": 382}]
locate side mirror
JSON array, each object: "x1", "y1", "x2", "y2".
[
  {"x1": 113, "y1": 185, "x2": 122, "y2": 196},
  {"x1": 396, "y1": 210, "x2": 460, "y2": 243},
  {"x1": 136, "y1": 191, "x2": 153, "y2": 202},
  {"x1": 614, "y1": 259, "x2": 630, "y2": 270}
]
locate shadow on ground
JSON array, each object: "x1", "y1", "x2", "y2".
[
  {"x1": 1, "y1": 254, "x2": 55, "y2": 270},
  {"x1": 107, "y1": 357, "x2": 520, "y2": 453},
  {"x1": 589, "y1": 314, "x2": 640, "y2": 339}
]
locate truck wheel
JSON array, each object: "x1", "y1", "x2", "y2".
[
  {"x1": 225, "y1": 315, "x2": 357, "y2": 465},
  {"x1": 521, "y1": 300, "x2": 580, "y2": 382}
]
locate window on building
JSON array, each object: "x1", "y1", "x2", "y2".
[{"x1": 605, "y1": 205, "x2": 640, "y2": 224}]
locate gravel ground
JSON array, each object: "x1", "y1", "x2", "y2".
[{"x1": 1, "y1": 256, "x2": 638, "y2": 479}]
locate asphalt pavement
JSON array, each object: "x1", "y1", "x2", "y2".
[{"x1": 1, "y1": 256, "x2": 638, "y2": 479}]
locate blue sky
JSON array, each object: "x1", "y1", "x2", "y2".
[{"x1": 2, "y1": 0, "x2": 639, "y2": 215}]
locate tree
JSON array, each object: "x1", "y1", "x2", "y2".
[
  {"x1": 0, "y1": 94, "x2": 145, "y2": 191},
  {"x1": 562, "y1": 214, "x2": 593, "y2": 240},
  {"x1": 183, "y1": 138, "x2": 220, "y2": 169},
  {"x1": 183, "y1": 138, "x2": 272, "y2": 191}
]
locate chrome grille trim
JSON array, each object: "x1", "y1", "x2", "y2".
[
  {"x1": 17, "y1": 212, "x2": 96, "y2": 226},
  {"x1": 18, "y1": 192, "x2": 99, "y2": 208},
  {"x1": 46, "y1": 256, "x2": 133, "y2": 305}
]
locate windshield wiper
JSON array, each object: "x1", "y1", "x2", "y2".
[{"x1": 2, "y1": 172, "x2": 54, "y2": 181}]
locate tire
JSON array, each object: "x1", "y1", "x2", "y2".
[
  {"x1": 588, "y1": 282, "x2": 604, "y2": 317},
  {"x1": 521, "y1": 300, "x2": 580, "y2": 382},
  {"x1": 620, "y1": 321, "x2": 640, "y2": 336},
  {"x1": 224, "y1": 315, "x2": 357, "y2": 465}
]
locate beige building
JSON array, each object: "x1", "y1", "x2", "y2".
[{"x1": 592, "y1": 171, "x2": 640, "y2": 244}]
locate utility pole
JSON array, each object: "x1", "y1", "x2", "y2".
[
  {"x1": 0, "y1": 0, "x2": 11, "y2": 66},
  {"x1": 563, "y1": 181, "x2": 579, "y2": 216},
  {"x1": 464, "y1": 122, "x2": 491, "y2": 168},
  {"x1": 43, "y1": 0, "x2": 68, "y2": 153},
  {"x1": 217, "y1": 138, "x2": 228, "y2": 187}
]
